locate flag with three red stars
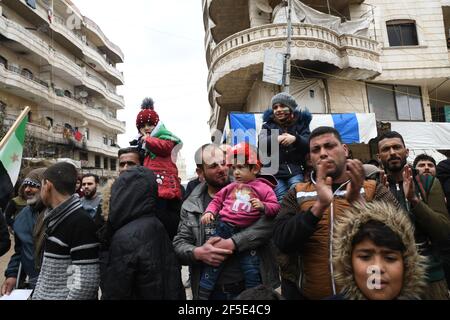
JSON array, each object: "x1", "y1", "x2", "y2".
[{"x1": 0, "y1": 112, "x2": 28, "y2": 209}]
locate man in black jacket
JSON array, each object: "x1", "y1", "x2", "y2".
[{"x1": 101, "y1": 166, "x2": 185, "y2": 300}]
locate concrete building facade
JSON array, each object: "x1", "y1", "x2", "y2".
[
  {"x1": 0, "y1": 0, "x2": 125, "y2": 178},
  {"x1": 203, "y1": 0, "x2": 450, "y2": 160}
]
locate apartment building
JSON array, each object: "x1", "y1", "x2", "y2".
[
  {"x1": 204, "y1": 0, "x2": 450, "y2": 160},
  {"x1": 0, "y1": 0, "x2": 126, "y2": 178}
]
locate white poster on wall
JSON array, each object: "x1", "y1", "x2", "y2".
[{"x1": 262, "y1": 49, "x2": 284, "y2": 86}]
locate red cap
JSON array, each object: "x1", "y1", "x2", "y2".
[
  {"x1": 228, "y1": 142, "x2": 261, "y2": 167},
  {"x1": 136, "y1": 109, "x2": 159, "y2": 129}
]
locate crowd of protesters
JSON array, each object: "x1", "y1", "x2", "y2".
[{"x1": 1, "y1": 94, "x2": 450, "y2": 300}]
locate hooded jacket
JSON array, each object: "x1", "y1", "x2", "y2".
[
  {"x1": 332, "y1": 201, "x2": 427, "y2": 300},
  {"x1": 259, "y1": 109, "x2": 312, "y2": 178},
  {"x1": 101, "y1": 166, "x2": 184, "y2": 300},
  {"x1": 273, "y1": 176, "x2": 403, "y2": 299}
]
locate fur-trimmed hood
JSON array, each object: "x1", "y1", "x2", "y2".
[
  {"x1": 332, "y1": 201, "x2": 427, "y2": 300},
  {"x1": 262, "y1": 108, "x2": 312, "y2": 127}
]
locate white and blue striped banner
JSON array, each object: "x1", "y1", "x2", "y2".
[{"x1": 223, "y1": 112, "x2": 377, "y2": 146}]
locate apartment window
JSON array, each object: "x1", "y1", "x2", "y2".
[
  {"x1": 103, "y1": 135, "x2": 108, "y2": 145},
  {"x1": 110, "y1": 158, "x2": 117, "y2": 171},
  {"x1": 103, "y1": 157, "x2": 109, "y2": 170},
  {"x1": 386, "y1": 20, "x2": 418, "y2": 46},
  {"x1": 21, "y1": 68, "x2": 33, "y2": 80},
  {"x1": 85, "y1": 128, "x2": 90, "y2": 140},
  {"x1": 26, "y1": 0, "x2": 37, "y2": 9},
  {"x1": 79, "y1": 151, "x2": 88, "y2": 161},
  {"x1": 0, "y1": 55, "x2": 7, "y2": 68},
  {"x1": 367, "y1": 84, "x2": 424, "y2": 121},
  {"x1": 95, "y1": 155, "x2": 101, "y2": 168}
]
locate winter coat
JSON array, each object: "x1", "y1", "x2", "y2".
[
  {"x1": 259, "y1": 109, "x2": 312, "y2": 178},
  {"x1": 173, "y1": 182, "x2": 280, "y2": 300},
  {"x1": 437, "y1": 159, "x2": 450, "y2": 214},
  {"x1": 101, "y1": 166, "x2": 184, "y2": 300},
  {"x1": 4, "y1": 196, "x2": 27, "y2": 227},
  {"x1": 0, "y1": 208, "x2": 10, "y2": 257},
  {"x1": 332, "y1": 201, "x2": 427, "y2": 300},
  {"x1": 387, "y1": 173, "x2": 450, "y2": 283},
  {"x1": 206, "y1": 178, "x2": 280, "y2": 228},
  {"x1": 142, "y1": 122, "x2": 182, "y2": 200},
  {"x1": 4, "y1": 204, "x2": 44, "y2": 287},
  {"x1": 273, "y1": 178, "x2": 403, "y2": 299}
]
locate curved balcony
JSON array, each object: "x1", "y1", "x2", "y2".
[
  {"x1": 0, "y1": 2, "x2": 124, "y2": 84},
  {"x1": 84, "y1": 71, "x2": 125, "y2": 108},
  {"x1": 0, "y1": 64, "x2": 125, "y2": 134},
  {"x1": 0, "y1": 15, "x2": 124, "y2": 107},
  {"x1": 83, "y1": 16, "x2": 124, "y2": 64},
  {"x1": 208, "y1": 23, "x2": 381, "y2": 108},
  {"x1": 84, "y1": 44, "x2": 124, "y2": 85}
]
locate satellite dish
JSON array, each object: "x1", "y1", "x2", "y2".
[
  {"x1": 79, "y1": 91, "x2": 88, "y2": 98},
  {"x1": 255, "y1": 0, "x2": 273, "y2": 13}
]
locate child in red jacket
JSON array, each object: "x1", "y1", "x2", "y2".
[{"x1": 133, "y1": 98, "x2": 183, "y2": 239}]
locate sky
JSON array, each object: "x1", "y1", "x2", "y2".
[{"x1": 74, "y1": 0, "x2": 212, "y2": 178}]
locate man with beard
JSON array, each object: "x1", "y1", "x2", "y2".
[
  {"x1": 1, "y1": 168, "x2": 48, "y2": 295},
  {"x1": 80, "y1": 174, "x2": 102, "y2": 220},
  {"x1": 273, "y1": 127, "x2": 402, "y2": 300},
  {"x1": 173, "y1": 144, "x2": 279, "y2": 300},
  {"x1": 377, "y1": 131, "x2": 450, "y2": 299},
  {"x1": 413, "y1": 154, "x2": 437, "y2": 177}
]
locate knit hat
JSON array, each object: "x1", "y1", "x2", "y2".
[
  {"x1": 271, "y1": 92, "x2": 298, "y2": 112},
  {"x1": 23, "y1": 167, "x2": 47, "y2": 188},
  {"x1": 136, "y1": 109, "x2": 159, "y2": 130}
]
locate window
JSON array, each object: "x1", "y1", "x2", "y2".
[
  {"x1": 110, "y1": 158, "x2": 117, "y2": 171},
  {"x1": 103, "y1": 135, "x2": 108, "y2": 145},
  {"x1": 95, "y1": 155, "x2": 101, "y2": 168},
  {"x1": 0, "y1": 55, "x2": 7, "y2": 68},
  {"x1": 85, "y1": 128, "x2": 90, "y2": 140},
  {"x1": 79, "y1": 151, "x2": 88, "y2": 161},
  {"x1": 367, "y1": 84, "x2": 424, "y2": 121},
  {"x1": 103, "y1": 157, "x2": 109, "y2": 170},
  {"x1": 387, "y1": 20, "x2": 418, "y2": 46},
  {"x1": 21, "y1": 68, "x2": 33, "y2": 80},
  {"x1": 46, "y1": 116, "x2": 53, "y2": 128}
]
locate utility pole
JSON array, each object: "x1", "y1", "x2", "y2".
[{"x1": 282, "y1": 0, "x2": 292, "y2": 93}]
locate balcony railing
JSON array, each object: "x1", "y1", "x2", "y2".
[
  {"x1": 0, "y1": 15, "x2": 124, "y2": 103},
  {"x1": 0, "y1": 64, "x2": 125, "y2": 133},
  {"x1": 210, "y1": 23, "x2": 379, "y2": 65},
  {"x1": 5, "y1": 64, "x2": 49, "y2": 89},
  {"x1": 83, "y1": 16, "x2": 124, "y2": 61}
]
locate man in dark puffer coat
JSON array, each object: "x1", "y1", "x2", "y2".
[{"x1": 101, "y1": 166, "x2": 185, "y2": 300}]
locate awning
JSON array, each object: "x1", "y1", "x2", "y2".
[{"x1": 223, "y1": 112, "x2": 377, "y2": 146}]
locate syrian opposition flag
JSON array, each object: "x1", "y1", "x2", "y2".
[{"x1": 0, "y1": 108, "x2": 28, "y2": 210}]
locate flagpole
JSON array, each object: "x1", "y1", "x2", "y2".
[{"x1": 0, "y1": 106, "x2": 30, "y2": 151}]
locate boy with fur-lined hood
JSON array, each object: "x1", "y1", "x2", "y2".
[{"x1": 332, "y1": 201, "x2": 427, "y2": 300}]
